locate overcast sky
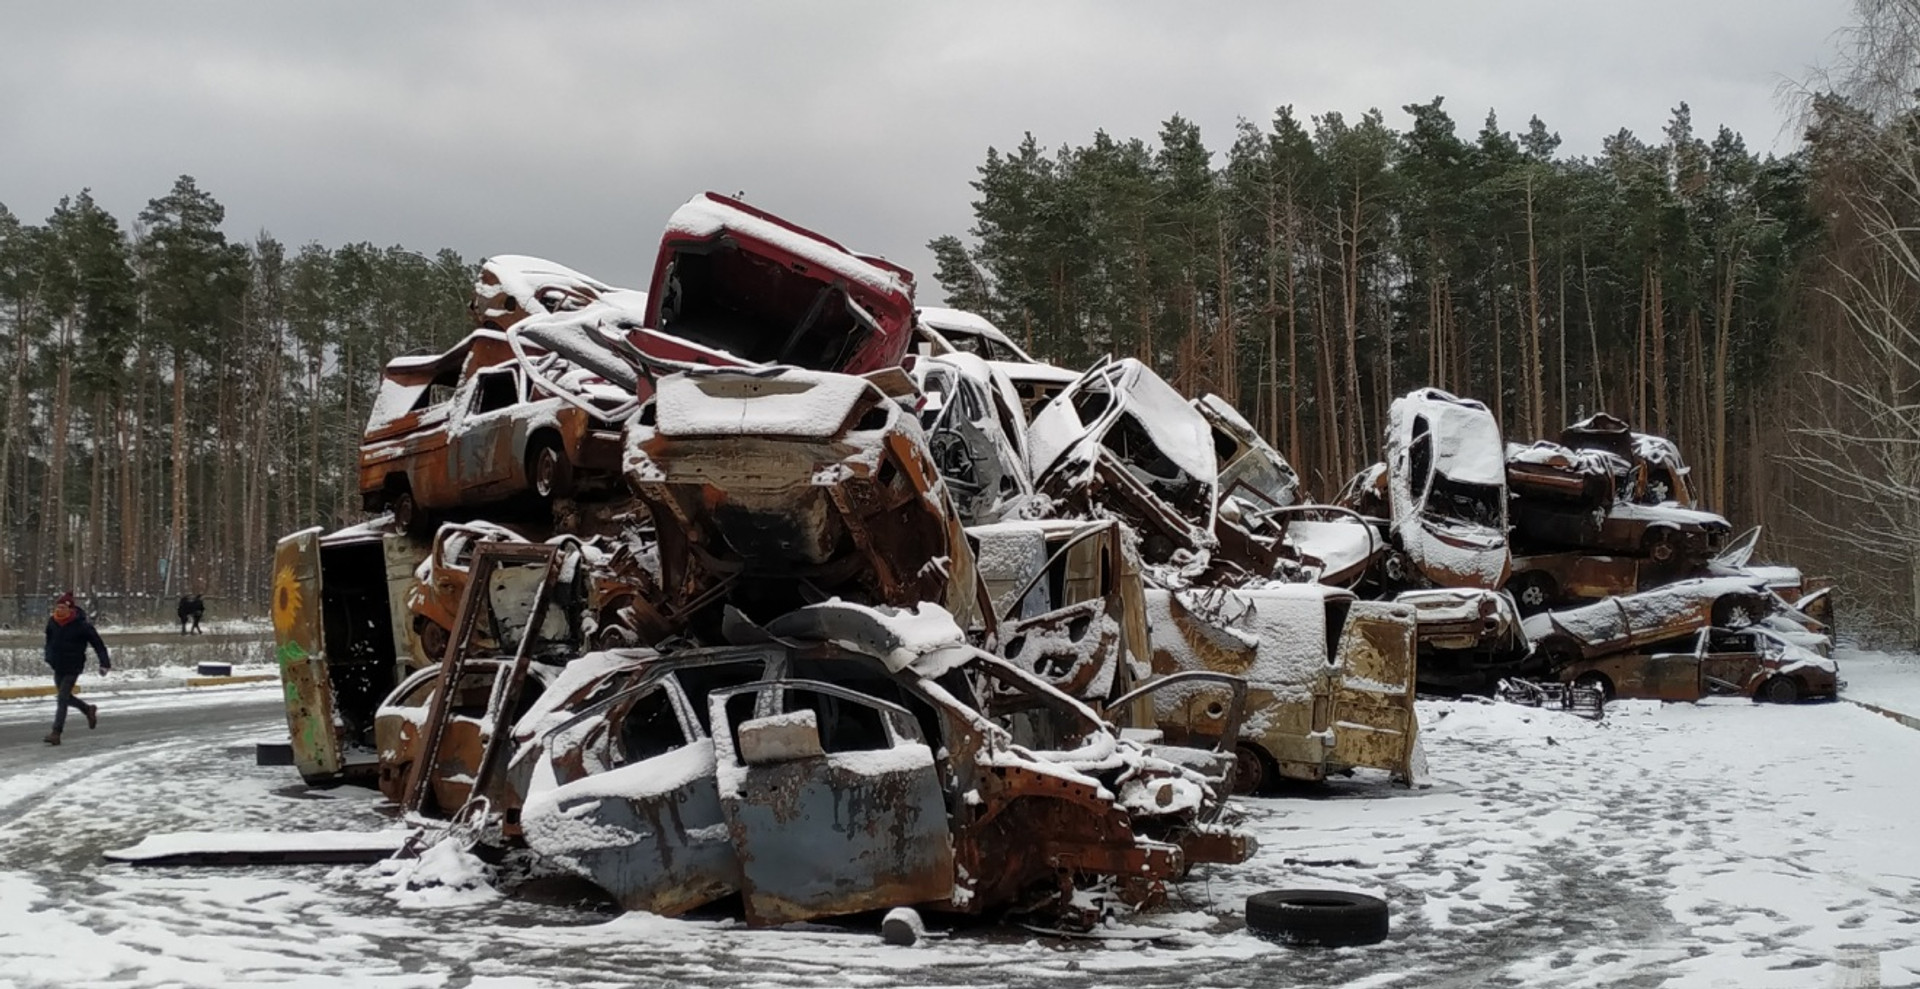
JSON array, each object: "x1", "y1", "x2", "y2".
[{"x1": 1, "y1": 1, "x2": 1852, "y2": 304}]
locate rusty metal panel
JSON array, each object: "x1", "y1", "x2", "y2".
[
  {"x1": 711, "y1": 682, "x2": 955, "y2": 927},
  {"x1": 1562, "y1": 654, "x2": 1706, "y2": 701},
  {"x1": 525, "y1": 736, "x2": 742, "y2": 917},
  {"x1": 273, "y1": 528, "x2": 342, "y2": 780},
  {"x1": 1328, "y1": 601, "x2": 1420, "y2": 782}
]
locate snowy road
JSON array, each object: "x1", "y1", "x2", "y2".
[{"x1": 0, "y1": 682, "x2": 1917, "y2": 988}]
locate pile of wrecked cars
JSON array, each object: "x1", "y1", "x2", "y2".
[{"x1": 267, "y1": 190, "x2": 1835, "y2": 937}]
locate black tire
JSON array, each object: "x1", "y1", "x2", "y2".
[
  {"x1": 529, "y1": 439, "x2": 572, "y2": 499},
  {"x1": 1573, "y1": 671, "x2": 1614, "y2": 701},
  {"x1": 1246, "y1": 889, "x2": 1389, "y2": 947},
  {"x1": 1712, "y1": 595, "x2": 1759, "y2": 629},
  {"x1": 1230, "y1": 743, "x2": 1277, "y2": 797},
  {"x1": 1759, "y1": 675, "x2": 1800, "y2": 704},
  {"x1": 1642, "y1": 527, "x2": 1677, "y2": 563},
  {"x1": 1510, "y1": 572, "x2": 1556, "y2": 614},
  {"x1": 390, "y1": 487, "x2": 418, "y2": 531}
]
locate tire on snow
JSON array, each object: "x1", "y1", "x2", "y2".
[{"x1": 1245, "y1": 889, "x2": 1389, "y2": 946}]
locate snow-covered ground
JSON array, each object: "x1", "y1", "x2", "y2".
[
  {"x1": 1839, "y1": 644, "x2": 1920, "y2": 716},
  {"x1": 1, "y1": 663, "x2": 1917, "y2": 987}
]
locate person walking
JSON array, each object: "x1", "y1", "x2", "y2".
[
  {"x1": 43, "y1": 591, "x2": 110, "y2": 745},
  {"x1": 177, "y1": 594, "x2": 205, "y2": 634}
]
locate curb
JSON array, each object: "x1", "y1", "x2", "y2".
[
  {"x1": 0, "y1": 674, "x2": 278, "y2": 701},
  {"x1": 1846, "y1": 698, "x2": 1920, "y2": 732}
]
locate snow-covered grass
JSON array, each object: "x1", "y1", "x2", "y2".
[
  {"x1": 0, "y1": 634, "x2": 271, "y2": 681},
  {"x1": 0, "y1": 664, "x2": 1917, "y2": 987}
]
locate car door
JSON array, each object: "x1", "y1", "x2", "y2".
[
  {"x1": 1698, "y1": 628, "x2": 1763, "y2": 695},
  {"x1": 522, "y1": 676, "x2": 740, "y2": 917},
  {"x1": 274, "y1": 528, "x2": 342, "y2": 781},
  {"x1": 709, "y1": 679, "x2": 955, "y2": 927},
  {"x1": 1328, "y1": 601, "x2": 1421, "y2": 783},
  {"x1": 450, "y1": 366, "x2": 524, "y2": 499}
]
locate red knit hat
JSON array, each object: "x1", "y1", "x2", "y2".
[{"x1": 55, "y1": 591, "x2": 74, "y2": 607}]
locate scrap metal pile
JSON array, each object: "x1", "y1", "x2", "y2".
[{"x1": 269, "y1": 191, "x2": 1835, "y2": 932}]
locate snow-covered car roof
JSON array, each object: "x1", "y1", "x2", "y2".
[
  {"x1": 1029, "y1": 358, "x2": 1217, "y2": 488},
  {"x1": 1394, "y1": 388, "x2": 1506, "y2": 487},
  {"x1": 917, "y1": 307, "x2": 1039, "y2": 362}
]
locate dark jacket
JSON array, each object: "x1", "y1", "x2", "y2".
[{"x1": 44, "y1": 608, "x2": 111, "y2": 676}]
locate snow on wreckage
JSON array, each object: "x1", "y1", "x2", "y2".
[{"x1": 238, "y1": 190, "x2": 1831, "y2": 947}]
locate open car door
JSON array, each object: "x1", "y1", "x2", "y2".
[
  {"x1": 709, "y1": 679, "x2": 955, "y2": 927},
  {"x1": 272, "y1": 528, "x2": 344, "y2": 782},
  {"x1": 1327, "y1": 601, "x2": 1421, "y2": 782},
  {"x1": 522, "y1": 674, "x2": 742, "y2": 917}
]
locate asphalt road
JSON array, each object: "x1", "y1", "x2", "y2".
[{"x1": 0, "y1": 689, "x2": 289, "y2": 831}]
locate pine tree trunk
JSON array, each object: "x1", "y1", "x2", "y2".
[
  {"x1": 1650, "y1": 267, "x2": 1668, "y2": 436},
  {"x1": 1712, "y1": 251, "x2": 1738, "y2": 512},
  {"x1": 1525, "y1": 175, "x2": 1545, "y2": 439},
  {"x1": 1492, "y1": 281, "x2": 1505, "y2": 428},
  {"x1": 43, "y1": 316, "x2": 74, "y2": 588},
  {"x1": 171, "y1": 347, "x2": 188, "y2": 596}
]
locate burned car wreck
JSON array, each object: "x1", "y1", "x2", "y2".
[{"x1": 513, "y1": 602, "x2": 1251, "y2": 928}]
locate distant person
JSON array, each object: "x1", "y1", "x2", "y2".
[
  {"x1": 43, "y1": 591, "x2": 111, "y2": 745},
  {"x1": 178, "y1": 594, "x2": 205, "y2": 635}
]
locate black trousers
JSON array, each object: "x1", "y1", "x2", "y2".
[{"x1": 52, "y1": 672, "x2": 93, "y2": 732}]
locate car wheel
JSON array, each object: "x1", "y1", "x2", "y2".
[
  {"x1": 1760, "y1": 675, "x2": 1800, "y2": 704},
  {"x1": 1230, "y1": 743, "x2": 1276, "y2": 797},
  {"x1": 1511, "y1": 572, "x2": 1555, "y2": 613},
  {"x1": 1712, "y1": 595, "x2": 1758, "y2": 629},
  {"x1": 390, "y1": 488, "x2": 417, "y2": 530},
  {"x1": 1245, "y1": 889, "x2": 1389, "y2": 946},
  {"x1": 416, "y1": 618, "x2": 450, "y2": 665},
  {"x1": 530, "y1": 441, "x2": 572, "y2": 499},
  {"x1": 1641, "y1": 527, "x2": 1677, "y2": 563},
  {"x1": 1573, "y1": 671, "x2": 1614, "y2": 701}
]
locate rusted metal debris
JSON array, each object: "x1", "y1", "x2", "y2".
[{"x1": 267, "y1": 189, "x2": 1835, "y2": 935}]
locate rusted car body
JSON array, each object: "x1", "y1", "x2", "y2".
[
  {"x1": 914, "y1": 307, "x2": 1077, "y2": 421},
  {"x1": 1396, "y1": 587, "x2": 1532, "y2": 693},
  {"x1": 1143, "y1": 584, "x2": 1420, "y2": 792},
  {"x1": 272, "y1": 522, "x2": 428, "y2": 786},
  {"x1": 510, "y1": 603, "x2": 1251, "y2": 929},
  {"x1": 400, "y1": 522, "x2": 649, "y2": 667},
  {"x1": 1028, "y1": 358, "x2": 1219, "y2": 566},
  {"x1": 917, "y1": 306, "x2": 1040, "y2": 364},
  {"x1": 359, "y1": 330, "x2": 631, "y2": 527},
  {"x1": 1195, "y1": 393, "x2": 1359, "y2": 583},
  {"x1": 1382, "y1": 389, "x2": 1510, "y2": 589},
  {"x1": 643, "y1": 192, "x2": 917, "y2": 378},
  {"x1": 1511, "y1": 492, "x2": 1730, "y2": 564},
  {"x1": 624, "y1": 366, "x2": 986, "y2": 635},
  {"x1": 374, "y1": 657, "x2": 562, "y2": 812},
  {"x1": 1556, "y1": 626, "x2": 1839, "y2": 703},
  {"x1": 1507, "y1": 552, "x2": 1645, "y2": 613},
  {"x1": 912, "y1": 353, "x2": 1035, "y2": 525},
  {"x1": 471, "y1": 254, "x2": 650, "y2": 335},
  {"x1": 1521, "y1": 575, "x2": 1787, "y2": 669},
  {"x1": 1199, "y1": 394, "x2": 1303, "y2": 514},
  {"x1": 969, "y1": 518, "x2": 1151, "y2": 708},
  {"x1": 1559, "y1": 412, "x2": 1700, "y2": 508},
  {"x1": 1504, "y1": 440, "x2": 1621, "y2": 505}
]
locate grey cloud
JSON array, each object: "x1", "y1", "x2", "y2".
[{"x1": 0, "y1": 1, "x2": 1849, "y2": 304}]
